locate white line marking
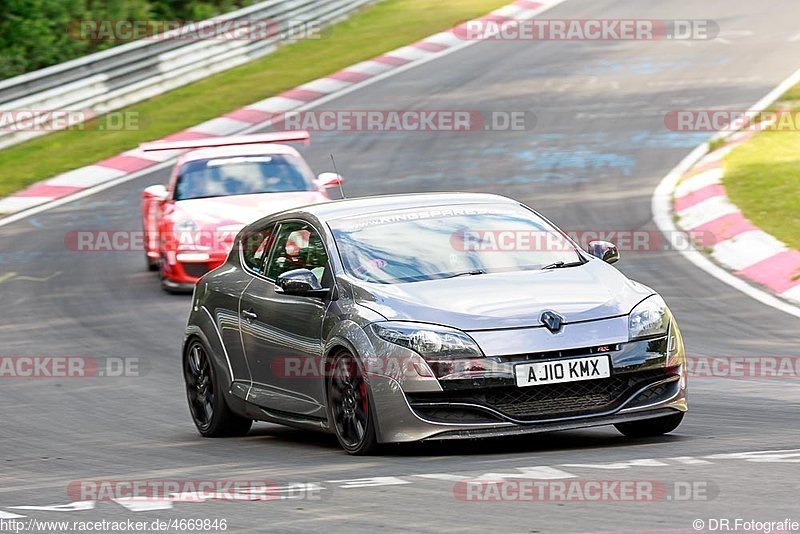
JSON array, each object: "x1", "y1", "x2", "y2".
[
  {"x1": 328, "y1": 476, "x2": 411, "y2": 488},
  {"x1": 113, "y1": 498, "x2": 174, "y2": 511},
  {"x1": 561, "y1": 459, "x2": 668, "y2": 470},
  {"x1": 414, "y1": 473, "x2": 470, "y2": 481},
  {"x1": 474, "y1": 466, "x2": 576, "y2": 481},
  {"x1": 11, "y1": 501, "x2": 95, "y2": 512},
  {"x1": 669, "y1": 456, "x2": 712, "y2": 465},
  {"x1": 0, "y1": 510, "x2": 26, "y2": 518},
  {"x1": 705, "y1": 449, "x2": 800, "y2": 462}
]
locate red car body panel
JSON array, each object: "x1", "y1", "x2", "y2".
[{"x1": 141, "y1": 135, "x2": 337, "y2": 290}]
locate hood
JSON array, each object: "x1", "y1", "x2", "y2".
[
  {"x1": 351, "y1": 259, "x2": 654, "y2": 331},
  {"x1": 172, "y1": 191, "x2": 329, "y2": 226}
]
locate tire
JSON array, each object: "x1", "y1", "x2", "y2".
[
  {"x1": 146, "y1": 254, "x2": 159, "y2": 271},
  {"x1": 158, "y1": 257, "x2": 182, "y2": 294},
  {"x1": 184, "y1": 339, "x2": 252, "y2": 437},
  {"x1": 327, "y1": 351, "x2": 379, "y2": 455},
  {"x1": 614, "y1": 412, "x2": 684, "y2": 438}
]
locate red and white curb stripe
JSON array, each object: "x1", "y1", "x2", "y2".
[
  {"x1": 673, "y1": 131, "x2": 800, "y2": 306},
  {"x1": 0, "y1": 0, "x2": 560, "y2": 215}
]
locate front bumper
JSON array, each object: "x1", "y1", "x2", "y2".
[
  {"x1": 160, "y1": 251, "x2": 228, "y2": 288},
  {"x1": 366, "y1": 335, "x2": 687, "y2": 444}
]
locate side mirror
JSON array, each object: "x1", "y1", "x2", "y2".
[
  {"x1": 587, "y1": 240, "x2": 620, "y2": 264},
  {"x1": 275, "y1": 268, "x2": 329, "y2": 297},
  {"x1": 143, "y1": 184, "x2": 169, "y2": 202},
  {"x1": 316, "y1": 172, "x2": 343, "y2": 188}
]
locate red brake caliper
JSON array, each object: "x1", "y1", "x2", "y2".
[{"x1": 359, "y1": 381, "x2": 368, "y2": 414}]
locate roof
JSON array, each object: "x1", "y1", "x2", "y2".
[
  {"x1": 293, "y1": 192, "x2": 519, "y2": 221},
  {"x1": 179, "y1": 143, "x2": 300, "y2": 163}
]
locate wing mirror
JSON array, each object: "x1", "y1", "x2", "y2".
[
  {"x1": 316, "y1": 172, "x2": 343, "y2": 188},
  {"x1": 143, "y1": 184, "x2": 169, "y2": 202},
  {"x1": 587, "y1": 240, "x2": 620, "y2": 264},
  {"x1": 275, "y1": 268, "x2": 329, "y2": 297}
]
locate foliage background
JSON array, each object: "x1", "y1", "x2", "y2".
[{"x1": 0, "y1": 0, "x2": 256, "y2": 79}]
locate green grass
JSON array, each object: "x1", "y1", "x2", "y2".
[
  {"x1": 723, "y1": 83, "x2": 800, "y2": 250},
  {"x1": 0, "y1": 0, "x2": 509, "y2": 196}
]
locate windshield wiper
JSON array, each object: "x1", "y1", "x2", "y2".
[
  {"x1": 541, "y1": 261, "x2": 584, "y2": 270},
  {"x1": 443, "y1": 269, "x2": 487, "y2": 279}
]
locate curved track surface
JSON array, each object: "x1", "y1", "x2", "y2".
[{"x1": 2, "y1": 0, "x2": 800, "y2": 531}]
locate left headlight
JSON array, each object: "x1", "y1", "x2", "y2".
[
  {"x1": 629, "y1": 295, "x2": 670, "y2": 341},
  {"x1": 370, "y1": 322, "x2": 483, "y2": 360}
]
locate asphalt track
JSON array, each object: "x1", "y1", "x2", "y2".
[{"x1": 2, "y1": 0, "x2": 800, "y2": 532}]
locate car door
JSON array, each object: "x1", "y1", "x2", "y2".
[{"x1": 239, "y1": 219, "x2": 332, "y2": 418}]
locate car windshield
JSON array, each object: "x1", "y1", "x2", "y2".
[
  {"x1": 174, "y1": 154, "x2": 315, "y2": 200},
  {"x1": 329, "y1": 203, "x2": 583, "y2": 284}
]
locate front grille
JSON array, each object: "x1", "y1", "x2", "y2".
[
  {"x1": 409, "y1": 367, "x2": 677, "y2": 422},
  {"x1": 183, "y1": 263, "x2": 210, "y2": 278},
  {"x1": 412, "y1": 406, "x2": 502, "y2": 424}
]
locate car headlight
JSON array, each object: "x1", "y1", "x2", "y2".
[
  {"x1": 629, "y1": 295, "x2": 670, "y2": 341},
  {"x1": 371, "y1": 322, "x2": 483, "y2": 360}
]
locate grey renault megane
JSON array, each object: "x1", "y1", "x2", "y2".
[{"x1": 182, "y1": 193, "x2": 687, "y2": 454}]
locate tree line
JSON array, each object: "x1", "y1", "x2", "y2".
[{"x1": 0, "y1": 0, "x2": 256, "y2": 79}]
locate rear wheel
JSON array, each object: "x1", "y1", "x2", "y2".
[
  {"x1": 146, "y1": 253, "x2": 159, "y2": 271},
  {"x1": 614, "y1": 412, "x2": 684, "y2": 438},
  {"x1": 327, "y1": 351, "x2": 378, "y2": 455},
  {"x1": 184, "y1": 339, "x2": 252, "y2": 437}
]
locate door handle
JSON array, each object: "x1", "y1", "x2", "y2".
[{"x1": 242, "y1": 309, "x2": 257, "y2": 321}]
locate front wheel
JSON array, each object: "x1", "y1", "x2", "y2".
[
  {"x1": 327, "y1": 351, "x2": 378, "y2": 455},
  {"x1": 614, "y1": 412, "x2": 684, "y2": 438},
  {"x1": 184, "y1": 339, "x2": 252, "y2": 437}
]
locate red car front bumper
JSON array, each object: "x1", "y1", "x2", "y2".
[{"x1": 159, "y1": 250, "x2": 230, "y2": 291}]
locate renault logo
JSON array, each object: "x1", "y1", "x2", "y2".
[{"x1": 541, "y1": 311, "x2": 565, "y2": 333}]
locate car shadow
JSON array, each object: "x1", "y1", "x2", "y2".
[{"x1": 244, "y1": 424, "x2": 690, "y2": 457}]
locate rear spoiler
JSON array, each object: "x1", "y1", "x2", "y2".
[{"x1": 140, "y1": 131, "x2": 310, "y2": 152}]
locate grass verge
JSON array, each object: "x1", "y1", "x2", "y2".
[
  {"x1": 0, "y1": 0, "x2": 509, "y2": 197},
  {"x1": 723, "y1": 84, "x2": 800, "y2": 250}
]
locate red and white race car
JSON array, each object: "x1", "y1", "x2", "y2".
[{"x1": 140, "y1": 131, "x2": 342, "y2": 292}]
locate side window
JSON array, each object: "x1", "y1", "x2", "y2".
[
  {"x1": 265, "y1": 221, "x2": 329, "y2": 285},
  {"x1": 239, "y1": 224, "x2": 274, "y2": 274}
]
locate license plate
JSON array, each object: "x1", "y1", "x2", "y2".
[{"x1": 515, "y1": 355, "x2": 611, "y2": 388}]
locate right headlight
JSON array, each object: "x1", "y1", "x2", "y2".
[
  {"x1": 629, "y1": 295, "x2": 670, "y2": 341},
  {"x1": 370, "y1": 322, "x2": 483, "y2": 360}
]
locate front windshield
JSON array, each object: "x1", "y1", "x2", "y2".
[
  {"x1": 174, "y1": 154, "x2": 315, "y2": 200},
  {"x1": 329, "y1": 203, "x2": 583, "y2": 284}
]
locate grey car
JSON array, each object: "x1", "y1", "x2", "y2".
[{"x1": 182, "y1": 192, "x2": 687, "y2": 454}]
